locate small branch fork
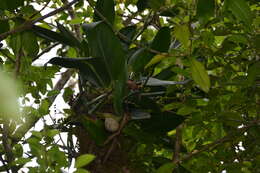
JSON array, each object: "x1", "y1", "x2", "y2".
[{"x1": 103, "y1": 113, "x2": 130, "y2": 163}]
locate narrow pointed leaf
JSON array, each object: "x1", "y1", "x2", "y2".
[
  {"x1": 82, "y1": 22, "x2": 127, "y2": 115},
  {"x1": 190, "y1": 58, "x2": 210, "y2": 92},
  {"x1": 75, "y1": 154, "x2": 96, "y2": 168},
  {"x1": 56, "y1": 22, "x2": 81, "y2": 47},
  {"x1": 46, "y1": 57, "x2": 110, "y2": 87},
  {"x1": 32, "y1": 25, "x2": 75, "y2": 46},
  {"x1": 93, "y1": 0, "x2": 115, "y2": 25}
]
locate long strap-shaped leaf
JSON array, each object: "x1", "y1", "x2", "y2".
[
  {"x1": 46, "y1": 57, "x2": 110, "y2": 87},
  {"x1": 82, "y1": 22, "x2": 127, "y2": 115}
]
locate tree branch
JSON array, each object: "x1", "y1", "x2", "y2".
[
  {"x1": 173, "y1": 124, "x2": 183, "y2": 163},
  {"x1": 13, "y1": 69, "x2": 75, "y2": 141},
  {"x1": 0, "y1": 0, "x2": 80, "y2": 41},
  {"x1": 175, "y1": 119, "x2": 260, "y2": 164}
]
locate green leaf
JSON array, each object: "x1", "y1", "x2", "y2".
[
  {"x1": 22, "y1": 31, "x2": 39, "y2": 57},
  {"x1": 0, "y1": 20, "x2": 9, "y2": 34},
  {"x1": 196, "y1": 0, "x2": 215, "y2": 25},
  {"x1": 82, "y1": 22, "x2": 126, "y2": 81},
  {"x1": 74, "y1": 169, "x2": 90, "y2": 173},
  {"x1": 137, "y1": 0, "x2": 149, "y2": 12},
  {"x1": 118, "y1": 25, "x2": 137, "y2": 49},
  {"x1": 140, "y1": 111, "x2": 185, "y2": 135},
  {"x1": 156, "y1": 162, "x2": 176, "y2": 173},
  {"x1": 81, "y1": 118, "x2": 107, "y2": 145},
  {"x1": 82, "y1": 22, "x2": 127, "y2": 114},
  {"x1": 225, "y1": 0, "x2": 252, "y2": 27},
  {"x1": 32, "y1": 25, "x2": 77, "y2": 47},
  {"x1": 56, "y1": 22, "x2": 81, "y2": 47},
  {"x1": 9, "y1": 33, "x2": 22, "y2": 55},
  {"x1": 145, "y1": 54, "x2": 167, "y2": 69},
  {"x1": 174, "y1": 24, "x2": 190, "y2": 48},
  {"x1": 177, "y1": 105, "x2": 196, "y2": 116},
  {"x1": 0, "y1": 0, "x2": 24, "y2": 10},
  {"x1": 130, "y1": 27, "x2": 171, "y2": 72},
  {"x1": 247, "y1": 62, "x2": 260, "y2": 86},
  {"x1": 151, "y1": 27, "x2": 171, "y2": 53},
  {"x1": 150, "y1": 0, "x2": 166, "y2": 9},
  {"x1": 190, "y1": 58, "x2": 210, "y2": 92},
  {"x1": 75, "y1": 154, "x2": 96, "y2": 168},
  {"x1": 46, "y1": 57, "x2": 110, "y2": 87},
  {"x1": 93, "y1": 0, "x2": 115, "y2": 25}
]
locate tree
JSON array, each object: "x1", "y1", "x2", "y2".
[{"x1": 0, "y1": 0, "x2": 259, "y2": 172}]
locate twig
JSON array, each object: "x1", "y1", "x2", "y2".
[
  {"x1": 175, "y1": 119, "x2": 260, "y2": 164},
  {"x1": 0, "y1": 0, "x2": 80, "y2": 40},
  {"x1": 0, "y1": 143, "x2": 10, "y2": 173},
  {"x1": 13, "y1": 69, "x2": 75, "y2": 141},
  {"x1": 62, "y1": 0, "x2": 82, "y2": 40},
  {"x1": 0, "y1": 49, "x2": 15, "y2": 63},
  {"x1": 173, "y1": 124, "x2": 183, "y2": 163},
  {"x1": 2, "y1": 121, "x2": 16, "y2": 172},
  {"x1": 33, "y1": 43, "x2": 59, "y2": 62},
  {"x1": 14, "y1": 49, "x2": 23, "y2": 78},
  {"x1": 103, "y1": 138, "x2": 117, "y2": 163},
  {"x1": 86, "y1": 0, "x2": 173, "y2": 57},
  {"x1": 103, "y1": 113, "x2": 129, "y2": 145}
]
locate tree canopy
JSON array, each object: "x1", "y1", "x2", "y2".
[{"x1": 0, "y1": 0, "x2": 259, "y2": 172}]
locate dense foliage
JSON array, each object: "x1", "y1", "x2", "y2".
[{"x1": 0, "y1": 0, "x2": 259, "y2": 172}]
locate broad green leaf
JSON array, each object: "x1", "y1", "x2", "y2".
[
  {"x1": 0, "y1": 20, "x2": 9, "y2": 34},
  {"x1": 156, "y1": 162, "x2": 176, "y2": 173},
  {"x1": 145, "y1": 54, "x2": 167, "y2": 69},
  {"x1": 190, "y1": 58, "x2": 210, "y2": 92},
  {"x1": 196, "y1": 0, "x2": 215, "y2": 25},
  {"x1": 151, "y1": 27, "x2": 171, "y2": 53},
  {"x1": 177, "y1": 105, "x2": 196, "y2": 116},
  {"x1": 22, "y1": 31, "x2": 39, "y2": 57},
  {"x1": 118, "y1": 25, "x2": 137, "y2": 49},
  {"x1": 82, "y1": 22, "x2": 127, "y2": 114},
  {"x1": 9, "y1": 33, "x2": 22, "y2": 55},
  {"x1": 225, "y1": 0, "x2": 252, "y2": 27},
  {"x1": 82, "y1": 22, "x2": 126, "y2": 81},
  {"x1": 56, "y1": 22, "x2": 81, "y2": 47},
  {"x1": 93, "y1": 0, "x2": 115, "y2": 25},
  {"x1": 75, "y1": 154, "x2": 96, "y2": 168},
  {"x1": 174, "y1": 24, "x2": 190, "y2": 48}
]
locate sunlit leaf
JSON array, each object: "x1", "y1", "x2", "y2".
[
  {"x1": 174, "y1": 24, "x2": 190, "y2": 48},
  {"x1": 190, "y1": 58, "x2": 210, "y2": 92},
  {"x1": 75, "y1": 154, "x2": 96, "y2": 168},
  {"x1": 156, "y1": 162, "x2": 176, "y2": 173}
]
